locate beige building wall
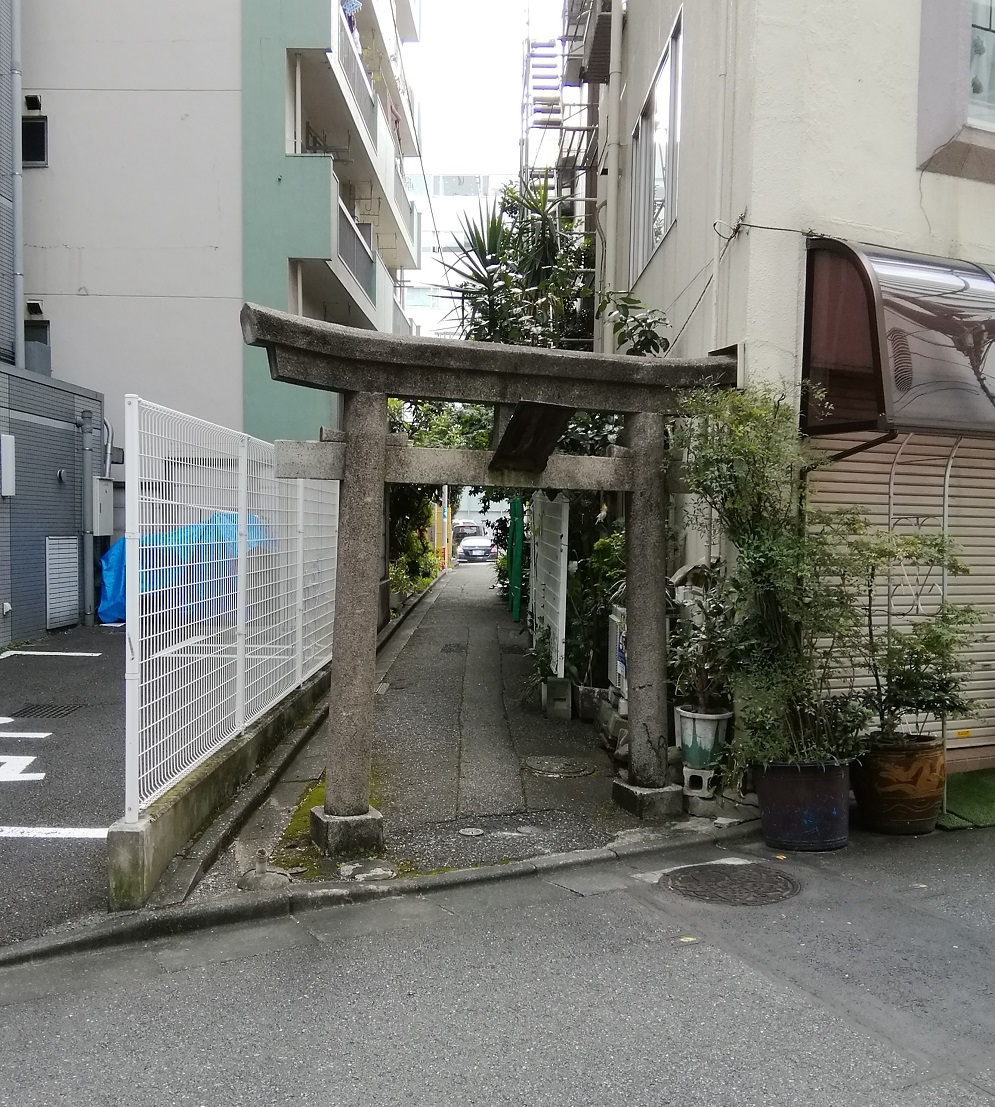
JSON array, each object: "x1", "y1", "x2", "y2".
[
  {"x1": 612, "y1": 0, "x2": 995, "y2": 384},
  {"x1": 21, "y1": 1, "x2": 244, "y2": 441}
]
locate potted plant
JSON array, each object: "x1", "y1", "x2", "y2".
[
  {"x1": 849, "y1": 531, "x2": 979, "y2": 833},
  {"x1": 388, "y1": 560, "x2": 412, "y2": 611},
  {"x1": 670, "y1": 565, "x2": 735, "y2": 769},
  {"x1": 677, "y1": 386, "x2": 869, "y2": 851}
]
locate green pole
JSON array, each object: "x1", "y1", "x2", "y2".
[{"x1": 508, "y1": 496, "x2": 524, "y2": 622}]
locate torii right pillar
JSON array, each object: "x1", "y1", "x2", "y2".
[{"x1": 613, "y1": 411, "x2": 684, "y2": 818}]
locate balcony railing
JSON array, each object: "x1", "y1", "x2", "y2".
[
  {"x1": 393, "y1": 292, "x2": 411, "y2": 336},
  {"x1": 337, "y1": 5, "x2": 377, "y2": 138},
  {"x1": 393, "y1": 164, "x2": 416, "y2": 241},
  {"x1": 338, "y1": 201, "x2": 376, "y2": 303}
]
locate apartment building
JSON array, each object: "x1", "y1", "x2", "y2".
[
  {"x1": 550, "y1": 0, "x2": 995, "y2": 767},
  {"x1": 0, "y1": 0, "x2": 421, "y2": 642},
  {"x1": 21, "y1": 0, "x2": 421, "y2": 444}
]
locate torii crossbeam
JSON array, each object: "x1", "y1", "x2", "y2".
[{"x1": 241, "y1": 304, "x2": 737, "y2": 854}]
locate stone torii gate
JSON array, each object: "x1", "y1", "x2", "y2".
[{"x1": 241, "y1": 304, "x2": 736, "y2": 856}]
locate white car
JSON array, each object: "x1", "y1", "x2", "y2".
[{"x1": 457, "y1": 535, "x2": 498, "y2": 563}]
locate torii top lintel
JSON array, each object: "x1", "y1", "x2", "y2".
[{"x1": 241, "y1": 304, "x2": 737, "y2": 415}]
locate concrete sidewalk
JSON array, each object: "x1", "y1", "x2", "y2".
[{"x1": 193, "y1": 564, "x2": 706, "y2": 897}]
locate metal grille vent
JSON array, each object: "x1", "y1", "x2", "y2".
[{"x1": 11, "y1": 703, "x2": 82, "y2": 719}]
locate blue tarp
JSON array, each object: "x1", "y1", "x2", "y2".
[{"x1": 98, "y1": 511, "x2": 273, "y2": 624}]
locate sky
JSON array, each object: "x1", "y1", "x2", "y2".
[{"x1": 404, "y1": 0, "x2": 563, "y2": 174}]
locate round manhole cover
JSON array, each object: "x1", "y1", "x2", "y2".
[
  {"x1": 523, "y1": 756, "x2": 597, "y2": 778},
  {"x1": 667, "y1": 863, "x2": 801, "y2": 906}
]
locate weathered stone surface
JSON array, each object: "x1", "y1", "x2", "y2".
[
  {"x1": 310, "y1": 806, "x2": 385, "y2": 858},
  {"x1": 322, "y1": 391, "x2": 387, "y2": 818},
  {"x1": 612, "y1": 779, "x2": 684, "y2": 820},
  {"x1": 275, "y1": 439, "x2": 637, "y2": 491},
  {"x1": 241, "y1": 303, "x2": 737, "y2": 415},
  {"x1": 625, "y1": 412, "x2": 671, "y2": 788}
]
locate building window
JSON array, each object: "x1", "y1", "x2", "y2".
[
  {"x1": 630, "y1": 11, "x2": 683, "y2": 280},
  {"x1": 22, "y1": 117, "x2": 47, "y2": 166},
  {"x1": 971, "y1": 1, "x2": 995, "y2": 127}
]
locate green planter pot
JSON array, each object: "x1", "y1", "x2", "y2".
[{"x1": 675, "y1": 706, "x2": 733, "y2": 769}]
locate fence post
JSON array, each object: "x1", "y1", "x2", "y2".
[
  {"x1": 556, "y1": 497, "x2": 569, "y2": 678},
  {"x1": 295, "y1": 479, "x2": 305, "y2": 684},
  {"x1": 123, "y1": 395, "x2": 141, "y2": 823},
  {"x1": 235, "y1": 434, "x2": 248, "y2": 731}
]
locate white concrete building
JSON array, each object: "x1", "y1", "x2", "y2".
[
  {"x1": 556, "y1": 0, "x2": 995, "y2": 769},
  {"x1": 20, "y1": 0, "x2": 422, "y2": 445}
]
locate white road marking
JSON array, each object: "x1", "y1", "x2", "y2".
[
  {"x1": 0, "y1": 651, "x2": 102, "y2": 659},
  {"x1": 0, "y1": 732, "x2": 53, "y2": 739},
  {"x1": 0, "y1": 755, "x2": 45, "y2": 781},
  {"x1": 0, "y1": 718, "x2": 10, "y2": 725},
  {"x1": 0, "y1": 826, "x2": 107, "y2": 839},
  {"x1": 632, "y1": 857, "x2": 756, "y2": 884}
]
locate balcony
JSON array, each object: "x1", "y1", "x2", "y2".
[
  {"x1": 393, "y1": 291, "x2": 412, "y2": 336},
  {"x1": 338, "y1": 200, "x2": 377, "y2": 303},
  {"x1": 335, "y1": 3, "x2": 378, "y2": 138}
]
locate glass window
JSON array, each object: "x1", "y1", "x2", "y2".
[
  {"x1": 970, "y1": 0, "x2": 995, "y2": 127},
  {"x1": 630, "y1": 12, "x2": 682, "y2": 280},
  {"x1": 22, "y1": 117, "x2": 47, "y2": 166}
]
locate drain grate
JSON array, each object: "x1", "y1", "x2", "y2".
[
  {"x1": 667, "y1": 863, "x2": 800, "y2": 907},
  {"x1": 11, "y1": 703, "x2": 83, "y2": 719},
  {"x1": 523, "y1": 756, "x2": 597, "y2": 778},
  {"x1": 441, "y1": 642, "x2": 467, "y2": 654}
]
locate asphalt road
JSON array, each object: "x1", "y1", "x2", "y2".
[
  {"x1": 2, "y1": 829, "x2": 994, "y2": 1105},
  {"x1": 0, "y1": 625, "x2": 124, "y2": 944}
]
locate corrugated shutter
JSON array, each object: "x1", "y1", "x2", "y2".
[
  {"x1": 809, "y1": 432, "x2": 995, "y2": 752},
  {"x1": 46, "y1": 536, "x2": 79, "y2": 629}
]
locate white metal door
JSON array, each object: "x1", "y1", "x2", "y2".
[{"x1": 46, "y1": 536, "x2": 80, "y2": 629}]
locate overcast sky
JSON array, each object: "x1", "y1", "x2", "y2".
[{"x1": 405, "y1": 0, "x2": 562, "y2": 174}]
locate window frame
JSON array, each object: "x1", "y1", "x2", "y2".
[
  {"x1": 22, "y1": 116, "x2": 48, "y2": 167},
  {"x1": 629, "y1": 8, "x2": 683, "y2": 283},
  {"x1": 969, "y1": 0, "x2": 995, "y2": 130}
]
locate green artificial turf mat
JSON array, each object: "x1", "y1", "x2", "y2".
[
  {"x1": 936, "y1": 810, "x2": 973, "y2": 831},
  {"x1": 943, "y1": 767, "x2": 995, "y2": 828}
]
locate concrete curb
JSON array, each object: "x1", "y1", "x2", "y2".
[{"x1": 0, "y1": 820, "x2": 762, "y2": 968}]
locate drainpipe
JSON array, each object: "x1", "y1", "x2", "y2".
[
  {"x1": 80, "y1": 409, "x2": 94, "y2": 626},
  {"x1": 11, "y1": 0, "x2": 24, "y2": 370},
  {"x1": 602, "y1": 0, "x2": 623, "y2": 352},
  {"x1": 709, "y1": 0, "x2": 731, "y2": 360}
]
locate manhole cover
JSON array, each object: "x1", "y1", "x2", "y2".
[
  {"x1": 667, "y1": 863, "x2": 801, "y2": 906},
  {"x1": 441, "y1": 642, "x2": 466, "y2": 654},
  {"x1": 523, "y1": 756, "x2": 597, "y2": 778},
  {"x1": 11, "y1": 703, "x2": 82, "y2": 719}
]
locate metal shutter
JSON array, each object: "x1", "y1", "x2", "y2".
[
  {"x1": 809, "y1": 432, "x2": 995, "y2": 754},
  {"x1": 46, "y1": 536, "x2": 80, "y2": 629}
]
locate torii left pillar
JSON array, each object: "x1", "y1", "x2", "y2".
[{"x1": 310, "y1": 390, "x2": 387, "y2": 856}]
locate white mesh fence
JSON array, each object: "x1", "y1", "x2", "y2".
[{"x1": 124, "y1": 396, "x2": 337, "y2": 819}]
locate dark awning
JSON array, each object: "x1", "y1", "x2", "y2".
[{"x1": 803, "y1": 238, "x2": 995, "y2": 437}]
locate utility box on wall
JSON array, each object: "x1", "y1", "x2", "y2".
[{"x1": 93, "y1": 477, "x2": 114, "y2": 536}]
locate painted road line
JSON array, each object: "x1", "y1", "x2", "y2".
[
  {"x1": 0, "y1": 826, "x2": 108, "y2": 839},
  {"x1": 0, "y1": 651, "x2": 102, "y2": 659},
  {"x1": 0, "y1": 733, "x2": 53, "y2": 740},
  {"x1": 0, "y1": 756, "x2": 45, "y2": 781}
]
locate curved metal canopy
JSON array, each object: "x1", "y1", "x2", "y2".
[{"x1": 803, "y1": 238, "x2": 995, "y2": 437}]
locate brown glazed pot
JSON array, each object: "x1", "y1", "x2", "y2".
[{"x1": 852, "y1": 736, "x2": 945, "y2": 835}]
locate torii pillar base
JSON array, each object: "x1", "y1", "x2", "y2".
[{"x1": 310, "y1": 806, "x2": 384, "y2": 858}]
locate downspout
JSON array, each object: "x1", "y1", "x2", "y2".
[
  {"x1": 602, "y1": 0, "x2": 623, "y2": 352},
  {"x1": 709, "y1": 0, "x2": 731, "y2": 359},
  {"x1": 11, "y1": 0, "x2": 24, "y2": 370}
]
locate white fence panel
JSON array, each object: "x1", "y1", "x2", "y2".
[
  {"x1": 124, "y1": 396, "x2": 338, "y2": 820},
  {"x1": 529, "y1": 492, "x2": 569, "y2": 678}
]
